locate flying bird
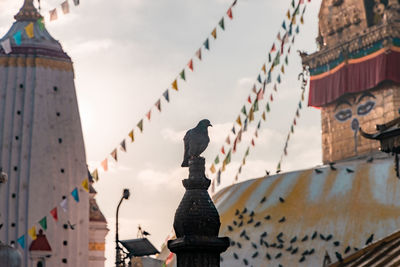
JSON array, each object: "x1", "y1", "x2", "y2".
[{"x1": 181, "y1": 119, "x2": 212, "y2": 167}]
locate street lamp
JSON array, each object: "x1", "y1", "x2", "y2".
[{"x1": 116, "y1": 188, "x2": 130, "y2": 267}]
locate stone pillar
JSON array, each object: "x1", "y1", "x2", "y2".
[{"x1": 168, "y1": 157, "x2": 229, "y2": 267}]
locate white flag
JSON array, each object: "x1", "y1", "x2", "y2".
[
  {"x1": 60, "y1": 198, "x2": 68, "y2": 212},
  {"x1": 1, "y1": 39, "x2": 11, "y2": 54}
]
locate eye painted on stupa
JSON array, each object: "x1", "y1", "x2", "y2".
[
  {"x1": 335, "y1": 109, "x2": 352, "y2": 121},
  {"x1": 356, "y1": 91, "x2": 376, "y2": 116}
]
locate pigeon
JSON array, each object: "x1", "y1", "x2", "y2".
[
  {"x1": 311, "y1": 231, "x2": 318, "y2": 240},
  {"x1": 260, "y1": 232, "x2": 267, "y2": 238},
  {"x1": 254, "y1": 221, "x2": 261, "y2": 227},
  {"x1": 278, "y1": 216, "x2": 286, "y2": 223},
  {"x1": 329, "y1": 162, "x2": 337, "y2": 171},
  {"x1": 0, "y1": 223, "x2": 2, "y2": 229},
  {"x1": 233, "y1": 220, "x2": 237, "y2": 226},
  {"x1": 314, "y1": 169, "x2": 323, "y2": 174},
  {"x1": 235, "y1": 209, "x2": 240, "y2": 216},
  {"x1": 238, "y1": 221, "x2": 243, "y2": 227},
  {"x1": 277, "y1": 243, "x2": 284, "y2": 249},
  {"x1": 345, "y1": 246, "x2": 351, "y2": 254},
  {"x1": 243, "y1": 258, "x2": 248, "y2": 265},
  {"x1": 247, "y1": 218, "x2": 254, "y2": 224},
  {"x1": 299, "y1": 256, "x2": 305, "y2": 262},
  {"x1": 266, "y1": 253, "x2": 271, "y2": 260},
  {"x1": 290, "y1": 236, "x2": 297, "y2": 243},
  {"x1": 260, "y1": 196, "x2": 267, "y2": 203},
  {"x1": 286, "y1": 246, "x2": 293, "y2": 251},
  {"x1": 366, "y1": 234, "x2": 374, "y2": 245},
  {"x1": 240, "y1": 230, "x2": 246, "y2": 237},
  {"x1": 142, "y1": 230, "x2": 150, "y2": 236},
  {"x1": 279, "y1": 197, "x2": 285, "y2": 203},
  {"x1": 252, "y1": 251, "x2": 259, "y2": 258},
  {"x1": 237, "y1": 242, "x2": 242, "y2": 248},
  {"x1": 335, "y1": 252, "x2": 343, "y2": 262},
  {"x1": 181, "y1": 119, "x2": 212, "y2": 167},
  {"x1": 251, "y1": 242, "x2": 258, "y2": 249},
  {"x1": 346, "y1": 168, "x2": 354, "y2": 173},
  {"x1": 265, "y1": 170, "x2": 270, "y2": 176},
  {"x1": 309, "y1": 248, "x2": 315, "y2": 254},
  {"x1": 367, "y1": 157, "x2": 374, "y2": 163},
  {"x1": 249, "y1": 211, "x2": 255, "y2": 217},
  {"x1": 233, "y1": 253, "x2": 239, "y2": 259},
  {"x1": 277, "y1": 232, "x2": 284, "y2": 239},
  {"x1": 230, "y1": 240, "x2": 236, "y2": 246},
  {"x1": 333, "y1": 241, "x2": 340, "y2": 246},
  {"x1": 301, "y1": 235, "x2": 308, "y2": 242},
  {"x1": 320, "y1": 234, "x2": 326, "y2": 241},
  {"x1": 326, "y1": 234, "x2": 333, "y2": 241},
  {"x1": 263, "y1": 241, "x2": 269, "y2": 248},
  {"x1": 264, "y1": 215, "x2": 271, "y2": 220},
  {"x1": 242, "y1": 207, "x2": 248, "y2": 214},
  {"x1": 291, "y1": 247, "x2": 298, "y2": 254},
  {"x1": 275, "y1": 252, "x2": 282, "y2": 259}
]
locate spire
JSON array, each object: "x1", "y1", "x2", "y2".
[{"x1": 14, "y1": 0, "x2": 42, "y2": 21}]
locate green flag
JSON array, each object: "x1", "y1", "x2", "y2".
[
  {"x1": 273, "y1": 52, "x2": 280, "y2": 67},
  {"x1": 180, "y1": 69, "x2": 186, "y2": 81},
  {"x1": 253, "y1": 100, "x2": 259, "y2": 112},
  {"x1": 225, "y1": 149, "x2": 232, "y2": 165},
  {"x1": 214, "y1": 155, "x2": 220, "y2": 165},
  {"x1": 39, "y1": 216, "x2": 47, "y2": 230},
  {"x1": 266, "y1": 103, "x2": 270, "y2": 112},
  {"x1": 299, "y1": 101, "x2": 302, "y2": 109},
  {"x1": 241, "y1": 105, "x2": 247, "y2": 116},
  {"x1": 219, "y1": 18, "x2": 225, "y2": 30},
  {"x1": 245, "y1": 147, "x2": 250, "y2": 157},
  {"x1": 285, "y1": 55, "x2": 289, "y2": 65}
]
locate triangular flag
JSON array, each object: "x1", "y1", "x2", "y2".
[
  {"x1": 274, "y1": 84, "x2": 277, "y2": 91},
  {"x1": 226, "y1": 136, "x2": 231, "y2": 145},
  {"x1": 219, "y1": 17, "x2": 225, "y2": 30},
  {"x1": 217, "y1": 170, "x2": 221, "y2": 185},
  {"x1": 146, "y1": 110, "x2": 151, "y2": 121},
  {"x1": 196, "y1": 48, "x2": 202, "y2": 60},
  {"x1": 238, "y1": 166, "x2": 242, "y2": 174},
  {"x1": 188, "y1": 59, "x2": 194, "y2": 71},
  {"x1": 227, "y1": 8, "x2": 233, "y2": 19},
  {"x1": 235, "y1": 175, "x2": 239, "y2": 181},
  {"x1": 244, "y1": 118, "x2": 248, "y2": 131},
  {"x1": 253, "y1": 99, "x2": 259, "y2": 112},
  {"x1": 81, "y1": 178, "x2": 89, "y2": 192},
  {"x1": 251, "y1": 139, "x2": 255, "y2": 146},
  {"x1": 221, "y1": 146, "x2": 225, "y2": 155},
  {"x1": 39, "y1": 217, "x2": 47, "y2": 230},
  {"x1": 128, "y1": 130, "x2": 134, "y2": 142},
  {"x1": 296, "y1": 109, "x2": 300, "y2": 117},
  {"x1": 237, "y1": 128, "x2": 242, "y2": 142},
  {"x1": 73, "y1": 0, "x2": 79, "y2": 6},
  {"x1": 262, "y1": 64, "x2": 266, "y2": 74},
  {"x1": 155, "y1": 99, "x2": 161, "y2": 112},
  {"x1": 277, "y1": 32, "x2": 282, "y2": 41},
  {"x1": 61, "y1": 0, "x2": 70, "y2": 14},
  {"x1": 285, "y1": 55, "x2": 289, "y2": 65},
  {"x1": 233, "y1": 137, "x2": 238, "y2": 152},
  {"x1": 92, "y1": 169, "x2": 99, "y2": 182},
  {"x1": 225, "y1": 149, "x2": 232, "y2": 165},
  {"x1": 236, "y1": 116, "x2": 242, "y2": 126},
  {"x1": 17, "y1": 236, "x2": 25, "y2": 249},
  {"x1": 294, "y1": 118, "x2": 297, "y2": 126},
  {"x1": 270, "y1": 43, "x2": 276, "y2": 52},
  {"x1": 257, "y1": 89, "x2": 263, "y2": 100},
  {"x1": 71, "y1": 188, "x2": 79, "y2": 202},
  {"x1": 286, "y1": 10, "x2": 291, "y2": 19},
  {"x1": 248, "y1": 95, "x2": 252, "y2": 103},
  {"x1": 267, "y1": 72, "x2": 271, "y2": 84},
  {"x1": 163, "y1": 89, "x2": 170, "y2": 102},
  {"x1": 28, "y1": 226, "x2": 37, "y2": 240},
  {"x1": 232, "y1": 126, "x2": 236, "y2": 134},
  {"x1": 60, "y1": 198, "x2": 68, "y2": 212},
  {"x1": 255, "y1": 130, "x2": 258, "y2": 138},
  {"x1": 101, "y1": 158, "x2": 108, "y2": 171},
  {"x1": 291, "y1": 125, "x2": 294, "y2": 133},
  {"x1": 300, "y1": 16, "x2": 304, "y2": 24},
  {"x1": 241, "y1": 105, "x2": 247, "y2": 116},
  {"x1": 266, "y1": 103, "x2": 270, "y2": 112},
  {"x1": 245, "y1": 147, "x2": 250, "y2": 157},
  {"x1": 203, "y1": 38, "x2": 209, "y2": 50},
  {"x1": 281, "y1": 65, "x2": 285, "y2": 74},
  {"x1": 210, "y1": 164, "x2": 216, "y2": 174},
  {"x1": 257, "y1": 74, "x2": 262, "y2": 83},
  {"x1": 214, "y1": 155, "x2": 220, "y2": 165},
  {"x1": 257, "y1": 121, "x2": 261, "y2": 129},
  {"x1": 232, "y1": 0, "x2": 238, "y2": 6},
  {"x1": 221, "y1": 160, "x2": 226, "y2": 172},
  {"x1": 249, "y1": 107, "x2": 254, "y2": 122},
  {"x1": 299, "y1": 101, "x2": 302, "y2": 109},
  {"x1": 277, "y1": 74, "x2": 281, "y2": 83},
  {"x1": 120, "y1": 139, "x2": 126, "y2": 152},
  {"x1": 50, "y1": 207, "x2": 58, "y2": 221},
  {"x1": 1, "y1": 39, "x2": 11, "y2": 54},
  {"x1": 49, "y1": 8, "x2": 58, "y2": 21},
  {"x1": 180, "y1": 69, "x2": 186, "y2": 80},
  {"x1": 291, "y1": 0, "x2": 295, "y2": 7},
  {"x1": 262, "y1": 111, "x2": 266, "y2": 121},
  {"x1": 13, "y1": 31, "x2": 22, "y2": 46},
  {"x1": 252, "y1": 85, "x2": 257, "y2": 94},
  {"x1": 37, "y1": 18, "x2": 45, "y2": 31},
  {"x1": 111, "y1": 148, "x2": 118, "y2": 161},
  {"x1": 172, "y1": 79, "x2": 178, "y2": 91},
  {"x1": 270, "y1": 94, "x2": 274, "y2": 101},
  {"x1": 296, "y1": 25, "x2": 300, "y2": 34},
  {"x1": 282, "y1": 21, "x2": 287, "y2": 30},
  {"x1": 268, "y1": 53, "x2": 271, "y2": 62},
  {"x1": 137, "y1": 119, "x2": 143, "y2": 132},
  {"x1": 242, "y1": 157, "x2": 246, "y2": 165},
  {"x1": 211, "y1": 28, "x2": 217, "y2": 39}
]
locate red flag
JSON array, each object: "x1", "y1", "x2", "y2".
[
  {"x1": 221, "y1": 146, "x2": 225, "y2": 155},
  {"x1": 257, "y1": 89, "x2": 263, "y2": 100},
  {"x1": 227, "y1": 8, "x2": 233, "y2": 19},
  {"x1": 50, "y1": 207, "x2": 58, "y2": 222},
  {"x1": 270, "y1": 94, "x2": 274, "y2": 101},
  {"x1": 226, "y1": 136, "x2": 231, "y2": 145},
  {"x1": 270, "y1": 43, "x2": 276, "y2": 52},
  {"x1": 251, "y1": 139, "x2": 255, "y2": 146},
  {"x1": 247, "y1": 96, "x2": 252, "y2": 103},
  {"x1": 146, "y1": 110, "x2": 151, "y2": 121},
  {"x1": 188, "y1": 59, "x2": 194, "y2": 71},
  {"x1": 294, "y1": 118, "x2": 297, "y2": 125}
]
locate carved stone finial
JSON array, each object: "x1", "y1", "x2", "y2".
[
  {"x1": 0, "y1": 171, "x2": 7, "y2": 184},
  {"x1": 14, "y1": 0, "x2": 42, "y2": 21},
  {"x1": 168, "y1": 157, "x2": 230, "y2": 267}
]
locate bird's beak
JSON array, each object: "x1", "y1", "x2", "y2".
[{"x1": 209, "y1": 123, "x2": 213, "y2": 127}]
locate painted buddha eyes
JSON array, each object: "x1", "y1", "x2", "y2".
[
  {"x1": 335, "y1": 109, "x2": 352, "y2": 121},
  {"x1": 357, "y1": 101, "x2": 375, "y2": 116}
]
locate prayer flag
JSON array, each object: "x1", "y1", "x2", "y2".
[
  {"x1": 211, "y1": 179, "x2": 215, "y2": 194},
  {"x1": 221, "y1": 146, "x2": 225, "y2": 155},
  {"x1": 25, "y1": 22, "x2": 35, "y2": 38},
  {"x1": 50, "y1": 207, "x2": 58, "y2": 221},
  {"x1": 244, "y1": 118, "x2": 248, "y2": 131},
  {"x1": 49, "y1": 8, "x2": 58, "y2": 21},
  {"x1": 92, "y1": 169, "x2": 99, "y2": 182},
  {"x1": 238, "y1": 166, "x2": 242, "y2": 174},
  {"x1": 61, "y1": 0, "x2": 70, "y2": 14},
  {"x1": 232, "y1": 0, "x2": 237, "y2": 6},
  {"x1": 270, "y1": 94, "x2": 274, "y2": 101},
  {"x1": 255, "y1": 130, "x2": 258, "y2": 138},
  {"x1": 257, "y1": 89, "x2": 263, "y2": 100},
  {"x1": 242, "y1": 157, "x2": 246, "y2": 165},
  {"x1": 73, "y1": 0, "x2": 79, "y2": 5},
  {"x1": 282, "y1": 21, "x2": 287, "y2": 30},
  {"x1": 37, "y1": 18, "x2": 45, "y2": 31},
  {"x1": 219, "y1": 17, "x2": 225, "y2": 30},
  {"x1": 285, "y1": 55, "x2": 289, "y2": 65},
  {"x1": 253, "y1": 99, "x2": 259, "y2": 111},
  {"x1": 277, "y1": 74, "x2": 281, "y2": 83},
  {"x1": 28, "y1": 226, "x2": 37, "y2": 240},
  {"x1": 211, "y1": 28, "x2": 217, "y2": 39},
  {"x1": 227, "y1": 8, "x2": 233, "y2": 19},
  {"x1": 81, "y1": 178, "x2": 89, "y2": 192},
  {"x1": 295, "y1": 25, "x2": 299, "y2": 34},
  {"x1": 1, "y1": 39, "x2": 11, "y2": 54},
  {"x1": 296, "y1": 109, "x2": 300, "y2": 117},
  {"x1": 137, "y1": 119, "x2": 143, "y2": 132},
  {"x1": 252, "y1": 85, "x2": 257, "y2": 94},
  {"x1": 274, "y1": 84, "x2": 277, "y2": 91},
  {"x1": 17, "y1": 236, "x2": 25, "y2": 249},
  {"x1": 277, "y1": 162, "x2": 281, "y2": 172},
  {"x1": 214, "y1": 156, "x2": 220, "y2": 165},
  {"x1": 203, "y1": 39, "x2": 209, "y2": 50},
  {"x1": 236, "y1": 116, "x2": 242, "y2": 126},
  {"x1": 233, "y1": 136, "x2": 238, "y2": 152},
  {"x1": 120, "y1": 139, "x2": 126, "y2": 152},
  {"x1": 248, "y1": 95, "x2": 252, "y2": 103},
  {"x1": 237, "y1": 128, "x2": 242, "y2": 142},
  {"x1": 268, "y1": 53, "x2": 271, "y2": 62},
  {"x1": 101, "y1": 158, "x2": 108, "y2": 171},
  {"x1": 163, "y1": 89, "x2": 170, "y2": 102},
  {"x1": 232, "y1": 126, "x2": 236, "y2": 134},
  {"x1": 291, "y1": 125, "x2": 294, "y2": 133},
  {"x1": 235, "y1": 175, "x2": 238, "y2": 181},
  {"x1": 71, "y1": 188, "x2": 79, "y2": 202},
  {"x1": 300, "y1": 16, "x2": 304, "y2": 24},
  {"x1": 13, "y1": 31, "x2": 22, "y2": 46},
  {"x1": 257, "y1": 121, "x2": 261, "y2": 129},
  {"x1": 257, "y1": 74, "x2": 262, "y2": 83},
  {"x1": 262, "y1": 64, "x2": 266, "y2": 74},
  {"x1": 39, "y1": 217, "x2": 47, "y2": 230},
  {"x1": 251, "y1": 139, "x2": 255, "y2": 146},
  {"x1": 225, "y1": 149, "x2": 231, "y2": 165},
  {"x1": 111, "y1": 148, "x2": 117, "y2": 161},
  {"x1": 60, "y1": 198, "x2": 68, "y2": 212},
  {"x1": 188, "y1": 59, "x2": 193, "y2": 71},
  {"x1": 273, "y1": 51, "x2": 280, "y2": 66},
  {"x1": 262, "y1": 111, "x2": 266, "y2": 121},
  {"x1": 267, "y1": 72, "x2": 271, "y2": 84},
  {"x1": 249, "y1": 107, "x2": 254, "y2": 122},
  {"x1": 270, "y1": 43, "x2": 276, "y2": 52},
  {"x1": 226, "y1": 136, "x2": 230, "y2": 145},
  {"x1": 155, "y1": 99, "x2": 161, "y2": 112},
  {"x1": 210, "y1": 164, "x2": 216, "y2": 174},
  {"x1": 146, "y1": 110, "x2": 151, "y2": 121},
  {"x1": 286, "y1": 10, "x2": 291, "y2": 19},
  {"x1": 291, "y1": 0, "x2": 295, "y2": 7},
  {"x1": 172, "y1": 79, "x2": 178, "y2": 91},
  {"x1": 241, "y1": 105, "x2": 247, "y2": 116},
  {"x1": 221, "y1": 161, "x2": 226, "y2": 172},
  {"x1": 281, "y1": 65, "x2": 285, "y2": 74},
  {"x1": 299, "y1": 101, "x2": 302, "y2": 109},
  {"x1": 294, "y1": 118, "x2": 297, "y2": 126},
  {"x1": 196, "y1": 48, "x2": 202, "y2": 60},
  {"x1": 266, "y1": 103, "x2": 270, "y2": 112},
  {"x1": 128, "y1": 130, "x2": 134, "y2": 142},
  {"x1": 180, "y1": 69, "x2": 185, "y2": 80},
  {"x1": 217, "y1": 170, "x2": 221, "y2": 185},
  {"x1": 277, "y1": 32, "x2": 282, "y2": 41},
  {"x1": 245, "y1": 147, "x2": 250, "y2": 157}
]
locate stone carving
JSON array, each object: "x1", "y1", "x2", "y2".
[{"x1": 0, "y1": 171, "x2": 7, "y2": 184}]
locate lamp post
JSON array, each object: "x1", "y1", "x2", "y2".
[{"x1": 116, "y1": 188, "x2": 130, "y2": 267}]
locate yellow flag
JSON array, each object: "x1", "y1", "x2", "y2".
[
  {"x1": 25, "y1": 23, "x2": 34, "y2": 38},
  {"x1": 81, "y1": 178, "x2": 89, "y2": 192},
  {"x1": 210, "y1": 164, "x2": 216, "y2": 174},
  {"x1": 236, "y1": 116, "x2": 242, "y2": 127},
  {"x1": 281, "y1": 65, "x2": 285, "y2": 74},
  {"x1": 211, "y1": 28, "x2": 217, "y2": 39},
  {"x1": 262, "y1": 64, "x2": 266, "y2": 74},
  {"x1": 172, "y1": 79, "x2": 178, "y2": 91},
  {"x1": 128, "y1": 130, "x2": 134, "y2": 142},
  {"x1": 287, "y1": 10, "x2": 291, "y2": 19},
  {"x1": 300, "y1": 16, "x2": 304, "y2": 24},
  {"x1": 91, "y1": 169, "x2": 99, "y2": 182},
  {"x1": 28, "y1": 226, "x2": 37, "y2": 240},
  {"x1": 249, "y1": 107, "x2": 254, "y2": 122},
  {"x1": 222, "y1": 161, "x2": 226, "y2": 172},
  {"x1": 262, "y1": 111, "x2": 266, "y2": 121},
  {"x1": 242, "y1": 158, "x2": 246, "y2": 165}
]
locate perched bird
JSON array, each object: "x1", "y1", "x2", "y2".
[
  {"x1": 335, "y1": 252, "x2": 343, "y2": 262},
  {"x1": 279, "y1": 197, "x2": 285, "y2": 203},
  {"x1": 238, "y1": 221, "x2": 243, "y2": 227},
  {"x1": 366, "y1": 234, "x2": 374, "y2": 245},
  {"x1": 266, "y1": 253, "x2": 271, "y2": 260},
  {"x1": 290, "y1": 236, "x2": 297, "y2": 243},
  {"x1": 142, "y1": 230, "x2": 150, "y2": 236},
  {"x1": 233, "y1": 220, "x2": 237, "y2": 226},
  {"x1": 302, "y1": 250, "x2": 309, "y2": 256},
  {"x1": 299, "y1": 256, "x2": 305, "y2": 262},
  {"x1": 345, "y1": 246, "x2": 351, "y2": 254},
  {"x1": 264, "y1": 241, "x2": 269, "y2": 248},
  {"x1": 286, "y1": 246, "x2": 293, "y2": 251},
  {"x1": 312, "y1": 231, "x2": 318, "y2": 240},
  {"x1": 249, "y1": 211, "x2": 255, "y2": 217},
  {"x1": 247, "y1": 218, "x2": 254, "y2": 224},
  {"x1": 320, "y1": 234, "x2": 326, "y2": 241},
  {"x1": 265, "y1": 170, "x2": 270, "y2": 176},
  {"x1": 259, "y1": 239, "x2": 264, "y2": 246},
  {"x1": 252, "y1": 251, "x2": 259, "y2": 258},
  {"x1": 275, "y1": 252, "x2": 282, "y2": 259},
  {"x1": 301, "y1": 235, "x2": 308, "y2": 242},
  {"x1": 278, "y1": 216, "x2": 286, "y2": 223},
  {"x1": 251, "y1": 242, "x2": 258, "y2": 249},
  {"x1": 233, "y1": 253, "x2": 239, "y2": 259},
  {"x1": 329, "y1": 162, "x2": 337, "y2": 171},
  {"x1": 254, "y1": 221, "x2": 261, "y2": 227},
  {"x1": 276, "y1": 170, "x2": 281, "y2": 174},
  {"x1": 235, "y1": 209, "x2": 240, "y2": 216},
  {"x1": 260, "y1": 232, "x2": 267, "y2": 238},
  {"x1": 264, "y1": 215, "x2": 271, "y2": 220},
  {"x1": 333, "y1": 241, "x2": 340, "y2": 246},
  {"x1": 277, "y1": 243, "x2": 284, "y2": 249},
  {"x1": 314, "y1": 169, "x2": 323, "y2": 174},
  {"x1": 230, "y1": 240, "x2": 236, "y2": 246},
  {"x1": 309, "y1": 248, "x2": 315, "y2": 254},
  {"x1": 277, "y1": 232, "x2": 283, "y2": 239},
  {"x1": 237, "y1": 242, "x2": 242, "y2": 248},
  {"x1": 326, "y1": 234, "x2": 333, "y2": 241},
  {"x1": 260, "y1": 196, "x2": 267, "y2": 203},
  {"x1": 291, "y1": 247, "x2": 298, "y2": 254},
  {"x1": 270, "y1": 243, "x2": 277, "y2": 248},
  {"x1": 244, "y1": 235, "x2": 250, "y2": 241},
  {"x1": 240, "y1": 230, "x2": 246, "y2": 237},
  {"x1": 181, "y1": 119, "x2": 212, "y2": 167},
  {"x1": 242, "y1": 207, "x2": 248, "y2": 214},
  {"x1": 367, "y1": 157, "x2": 374, "y2": 163},
  {"x1": 243, "y1": 258, "x2": 248, "y2": 265},
  {"x1": 238, "y1": 214, "x2": 244, "y2": 219},
  {"x1": 346, "y1": 168, "x2": 354, "y2": 173}
]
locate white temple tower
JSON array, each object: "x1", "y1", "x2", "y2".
[{"x1": 0, "y1": 0, "x2": 94, "y2": 266}]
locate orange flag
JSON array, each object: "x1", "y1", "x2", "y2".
[
  {"x1": 146, "y1": 110, "x2": 151, "y2": 121},
  {"x1": 128, "y1": 130, "x2": 134, "y2": 142},
  {"x1": 227, "y1": 8, "x2": 233, "y2": 19},
  {"x1": 172, "y1": 79, "x2": 178, "y2": 91},
  {"x1": 262, "y1": 64, "x2": 266, "y2": 74},
  {"x1": 101, "y1": 158, "x2": 108, "y2": 171},
  {"x1": 210, "y1": 164, "x2": 216, "y2": 174},
  {"x1": 188, "y1": 59, "x2": 194, "y2": 71},
  {"x1": 211, "y1": 28, "x2": 217, "y2": 39},
  {"x1": 236, "y1": 116, "x2": 242, "y2": 126},
  {"x1": 262, "y1": 111, "x2": 266, "y2": 121}
]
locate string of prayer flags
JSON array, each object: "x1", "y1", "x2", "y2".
[
  {"x1": 204, "y1": 39, "x2": 210, "y2": 50},
  {"x1": 71, "y1": 188, "x2": 79, "y2": 202},
  {"x1": 219, "y1": 18, "x2": 225, "y2": 30},
  {"x1": 120, "y1": 139, "x2": 127, "y2": 152},
  {"x1": 50, "y1": 207, "x2": 58, "y2": 221},
  {"x1": 39, "y1": 217, "x2": 47, "y2": 231},
  {"x1": 111, "y1": 148, "x2": 118, "y2": 161},
  {"x1": 28, "y1": 226, "x2": 37, "y2": 240},
  {"x1": 17, "y1": 236, "x2": 25, "y2": 249},
  {"x1": 172, "y1": 79, "x2": 178, "y2": 91},
  {"x1": 1, "y1": 39, "x2": 11, "y2": 54},
  {"x1": 49, "y1": 8, "x2": 58, "y2": 21},
  {"x1": 81, "y1": 178, "x2": 89, "y2": 192},
  {"x1": 60, "y1": 198, "x2": 68, "y2": 212},
  {"x1": 137, "y1": 119, "x2": 144, "y2": 132},
  {"x1": 25, "y1": 23, "x2": 34, "y2": 38},
  {"x1": 146, "y1": 110, "x2": 151, "y2": 121},
  {"x1": 14, "y1": 31, "x2": 22, "y2": 46},
  {"x1": 211, "y1": 28, "x2": 217, "y2": 39},
  {"x1": 188, "y1": 59, "x2": 194, "y2": 71},
  {"x1": 163, "y1": 89, "x2": 170, "y2": 102},
  {"x1": 227, "y1": 8, "x2": 233, "y2": 19},
  {"x1": 101, "y1": 159, "x2": 108, "y2": 171},
  {"x1": 180, "y1": 70, "x2": 186, "y2": 80},
  {"x1": 61, "y1": 0, "x2": 70, "y2": 14}
]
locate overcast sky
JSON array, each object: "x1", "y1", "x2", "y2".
[{"x1": 1, "y1": 0, "x2": 323, "y2": 264}]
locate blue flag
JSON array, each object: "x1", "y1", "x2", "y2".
[
  {"x1": 17, "y1": 235, "x2": 25, "y2": 249},
  {"x1": 13, "y1": 31, "x2": 22, "y2": 46},
  {"x1": 267, "y1": 72, "x2": 271, "y2": 84},
  {"x1": 71, "y1": 188, "x2": 79, "y2": 202},
  {"x1": 163, "y1": 89, "x2": 169, "y2": 102},
  {"x1": 277, "y1": 74, "x2": 281, "y2": 84},
  {"x1": 282, "y1": 21, "x2": 286, "y2": 30},
  {"x1": 204, "y1": 38, "x2": 209, "y2": 50},
  {"x1": 257, "y1": 74, "x2": 262, "y2": 83},
  {"x1": 295, "y1": 25, "x2": 299, "y2": 34},
  {"x1": 232, "y1": 126, "x2": 236, "y2": 134}
]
